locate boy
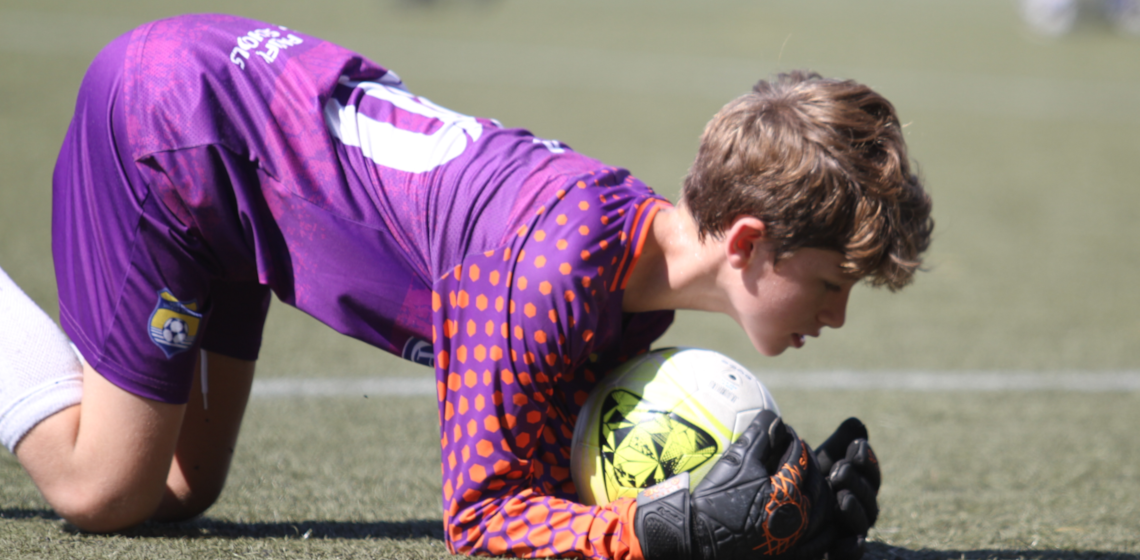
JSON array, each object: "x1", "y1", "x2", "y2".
[{"x1": 1, "y1": 13, "x2": 929, "y2": 560}]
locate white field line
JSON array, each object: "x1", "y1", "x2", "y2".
[
  {"x1": 250, "y1": 371, "x2": 1140, "y2": 398},
  {"x1": 758, "y1": 371, "x2": 1140, "y2": 392},
  {"x1": 3, "y1": 11, "x2": 1138, "y2": 124},
  {"x1": 252, "y1": 377, "x2": 437, "y2": 398}
]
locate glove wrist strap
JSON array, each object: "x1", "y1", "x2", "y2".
[{"x1": 635, "y1": 473, "x2": 693, "y2": 560}]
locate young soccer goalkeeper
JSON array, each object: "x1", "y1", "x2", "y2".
[{"x1": 1, "y1": 13, "x2": 930, "y2": 560}]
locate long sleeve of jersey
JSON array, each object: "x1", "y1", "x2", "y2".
[{"x1": 431, "y1": 170, "x2": 673, "y2": 559}]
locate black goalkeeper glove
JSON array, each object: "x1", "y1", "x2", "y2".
[
  {"x1": 634, "y1": 410, "x2": 835, "y2": 560},
  {"x1": 813, "y1": 418, "x2": 881, "y2": 560}
]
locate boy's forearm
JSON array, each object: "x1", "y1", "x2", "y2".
[{"x1": 445, "y1": 489, "x2": 643, "y2": 560}]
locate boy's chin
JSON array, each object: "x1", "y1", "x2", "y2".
[{"x1": 751, "y1": 339, "x2": 790, "y2": 357}]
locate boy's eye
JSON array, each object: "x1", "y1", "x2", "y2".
[{"x1": 823, "y1": 281, "x2": 841, "y2": 292}]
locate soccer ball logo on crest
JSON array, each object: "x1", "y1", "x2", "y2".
[{"x1": 162, "y1": 317, "x2": 190, "y2": 345}]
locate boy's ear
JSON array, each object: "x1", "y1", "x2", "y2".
[{"x1": 725, "y1": 216, "x2": 768, "y2": 269}]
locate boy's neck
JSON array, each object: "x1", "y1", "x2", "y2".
[{"x1": 621, "y1": 203, "x2": 729, "y2": 315}]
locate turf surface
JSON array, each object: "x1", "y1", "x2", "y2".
[
  {"x1": 3, "y1": 392, "x2": 1139, "y2": 558},
  {"x1": 1, "y1": 0, "x2": 1138, "y2": 558}
]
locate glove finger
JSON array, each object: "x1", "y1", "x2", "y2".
[
  {"x1": 831, "y1": 462, "x2": 879, "y2": 528},
  {"x1": 757, "y1": 429, "x2": 833, "y2": 552},
  {"x1": 786, "y1": 512, "x2": 835, "y2": 560},
  {"x1": 815, "y1": 418, "x2": 868, "y2": 475},
  {"x1": 796, "y1": 438, "x2": 836, "y2": 541},
  {"x1": 834, "y1": 489, "x2": 870, "y2": 536},
  {"x1": 770, "y1": 414, "x2": 791, "y2": 450},
  {"x1": 755, "y1": 413, "x2": 791, "y2": 473},
  {"x1": 846, "y1": 439, "x2": 881, "y2": 491},
  {"x1": 825, "y1": 535, "x2": 866, "y2": 560}
]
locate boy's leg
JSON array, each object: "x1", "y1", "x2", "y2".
[
  {"x1": 16, "y1": 350, "x2": 257, "y2": 531},
  {"x1": 2, "y1": 265, "x2": 180, "y2": 531},
  {"x1": 15, "y1": 363, "x2": 186, "y2": 532},
  {"x1": 155, "y1": 350, "x2": 256, "y2": 521},
  {"x1": 152, "y1": 282, "x2": 272, "y2": 521}
]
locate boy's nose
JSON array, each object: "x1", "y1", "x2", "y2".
[{"x1": 819, "y1": 290, "x2": 849, "y2": 329}]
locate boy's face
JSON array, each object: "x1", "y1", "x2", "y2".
[{"x1": 728, "y1": 243, "x2": 857, "y2": 357}]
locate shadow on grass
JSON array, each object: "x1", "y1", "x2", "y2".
[
  {"x1": 72, "y1": 517, "x2": 445, "y2": 541},
  {"x1": 0, "y1": 508, "x2": 442, "y2": 541},
  {"x1": 0, "y1": 508, "x2": 59, "y2": 521},
  {"x1": 6, "y1": 512, "x2": 1134, "y2": 556},
  {"x1": 869, "y1": 542, "x2": 1140, "y2": 560},
  {"x1": 3, "y1": 508, "x2": 443, "y2": 540}
]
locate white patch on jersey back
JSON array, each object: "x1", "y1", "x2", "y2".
[{"x1": 324, "y1": 78, "x2": 486, "y2": 174}]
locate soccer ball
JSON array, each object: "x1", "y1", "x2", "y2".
[
  {"x1": 162, "y1": 317, "x2": 189, "y2": 345},
  {"x1": 570, "y1": 347, "x2": 780, "y2": 505}
]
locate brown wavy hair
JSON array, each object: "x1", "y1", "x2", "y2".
[{"x1": 681, "y1": 70, "x2": 933, "y2": 290}]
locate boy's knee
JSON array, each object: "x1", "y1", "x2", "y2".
[
  {"x1": 47, "y1": 474, "x2": 225, "y2": 530},
  {"x1": 154, "y1": 479, "x2": 225, "y2": 522},
  {"x1": 46, "y1": 470, "x2": 225, "y2": 530},
  {"x1": 49, "y1": 484, "x2": 166, "y2": 533}
]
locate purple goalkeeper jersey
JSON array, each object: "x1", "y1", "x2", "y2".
[{"x1": 54, "y1": 13, "x2": 673, "y2": 559}]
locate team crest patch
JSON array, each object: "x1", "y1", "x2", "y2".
[{"x1": 148, "y1": 289, "x2": 202, "y2": 358}]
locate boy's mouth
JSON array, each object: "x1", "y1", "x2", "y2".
[{"x1": 791, "y1": 333, "x2": 806, "y2": 348}]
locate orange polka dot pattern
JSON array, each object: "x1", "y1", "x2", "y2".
[{"x1": 432, "y1": 169, "x2": 674, "y2": 559}]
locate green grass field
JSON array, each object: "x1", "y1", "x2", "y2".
[{"x1": 2, "y1": 0, "x2": 1139, "y2": 558}]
